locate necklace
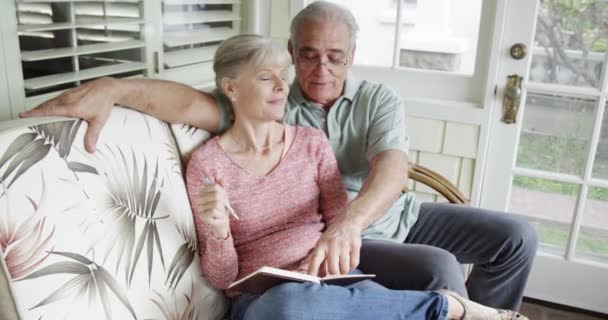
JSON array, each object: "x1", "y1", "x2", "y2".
[{"x1": 228, "y1": 125, "x2": 285, "y2": 152}]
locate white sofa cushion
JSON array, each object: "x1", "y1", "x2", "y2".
[
  {"x1": 0, "y1": 108, "x2": 228, "y2": 320},
  {"x1": 170, "y1": 123, "x2": 211, "y2": 165}
]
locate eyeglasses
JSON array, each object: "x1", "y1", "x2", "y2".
[{"x1": 296, "y1": 52, "x2": 349, "y2": 71}]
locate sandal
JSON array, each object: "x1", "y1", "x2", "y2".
[{"x1": 438, "y1": 290, "x2": 529, "y2": 320}]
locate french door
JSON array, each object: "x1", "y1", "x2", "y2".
[{"x1": 482, "y1": 0, "x2": 608, "y2": 313}]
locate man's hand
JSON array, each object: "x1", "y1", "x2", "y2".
[
  {"x1": 19, "y1": 77, "x2": 120, "y2": 153},
  {"x1": 307, "y1": 218, "x2": 363, "y2": 276}
]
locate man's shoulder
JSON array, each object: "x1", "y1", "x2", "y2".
[{"x1": 353, "y1": 80, "x2": 400, "y2": 104}]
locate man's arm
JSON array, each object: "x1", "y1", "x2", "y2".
[
  {"x1": 308, "y1": 149, "x2": 409, "y2": 276},
  {"x1": 308, "y1": 84, "x2": 410, "y2": 276},
  {"x1": 20, "y1": 77, "x2": 221, "y2": 153}
]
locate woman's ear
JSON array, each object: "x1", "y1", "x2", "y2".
[{"x1": 221, "y1": 77, "x2": 237, "y2": 102}]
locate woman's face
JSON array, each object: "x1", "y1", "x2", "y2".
[{"x1": 225, "y1": 59, "x2": 290, "y2": 123}]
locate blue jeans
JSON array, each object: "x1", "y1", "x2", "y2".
[{"x1": 230, "y1": 271, "x2": 448, "y2": 320}]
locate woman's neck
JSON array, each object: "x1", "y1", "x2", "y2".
[{"x1": 227, "y1": 120, "x2": 285, "y2": 153}]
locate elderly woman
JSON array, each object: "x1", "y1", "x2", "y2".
[{"x1": 186, "y1": 34, "x2": 527, "y2": 320}]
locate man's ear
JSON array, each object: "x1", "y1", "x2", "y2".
[
  {"x1": 221, "y1": 77, "x2": 237, "y2": 101},
  {"x1": 348, "y1": 44, "x2": 357, "y2": 67},
  {"x1": 288, "y1": 40, "x2": 296, "y2": 65}
]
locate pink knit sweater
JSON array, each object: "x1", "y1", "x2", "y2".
[{"x1": 186, "y1": 125, "x2": 348, "y2": 292}]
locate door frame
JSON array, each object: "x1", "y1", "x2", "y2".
[{"x1": 479, "y1": 0, "x2": 538, "y2": 212}]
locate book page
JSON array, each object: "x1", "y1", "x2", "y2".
[
  {"x1": 227, "y1": 266, "x2": 375, "y2": 294},
  {"x1": 257, "y1": 267, "x2": 321, "y2": 283}
]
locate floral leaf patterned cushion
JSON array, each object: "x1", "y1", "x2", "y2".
[
  {"x1": 169, "y1": 123, "x2": 211, "y2": 165},
  {"x1": 0, "y1": 108, "x2": 228, "y2": 320}
]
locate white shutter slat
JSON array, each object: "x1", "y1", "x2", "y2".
[
  {"x1": 21, "y1": 40, "x2": 145, "y2": 61},
  {"x1": 19, "y1": 31, "x2": 55, "y2": 39},
  {"x1": 162, "y1": 61, "x2": 214, "y2": 85},
  {"x1": 24, "y1": 61, "x2": 147, "y2": 90},
  {"x1": 163, "y1": 0, "x2": 240, "y2": 5},
  {"x1": 76, "y1": 30, "x2": 137, "y2": 42},
  {"x1": 17, "y1": 12, "x2": 53, "y2": 24},
  {"x1": 163, "y1": 11, "x2": 240, "y2": 25},
  {"x1": 164, "y1": 45, "x2": 218, "y2": 68},
  {"x1": 74, "y1": 2, "x2": 140, "y2": 18},
  {"x1": 74, "y1": 18, "x2": 141, "y2": 32},
  {"x1": 17, "y1": 17, "x2": 144, "y2": 32},
  {"x1": 16, "y1": 3, "x2": 52, "y2": 15},
  {"x1": 163, "y1": 27, "x2": 236, "y2": 47},
  {"x1": 18, "y1": 0, "x2": 142, "y2": 3}
]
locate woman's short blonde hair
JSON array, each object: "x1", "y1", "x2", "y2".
[{"x1": 213, "y1": 34, "x2": 291, "y2": 91}]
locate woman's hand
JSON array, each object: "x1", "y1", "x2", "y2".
[{"x1": 196, "y1": 179, "x2": 231, "y2": 239}]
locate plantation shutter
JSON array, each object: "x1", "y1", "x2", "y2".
[
  {"x1": 160, "y1": 0, "x2": 241, "y2": 85},
  {"x1": 15, "y1": 0, "x2": 147, "y2": 99}
]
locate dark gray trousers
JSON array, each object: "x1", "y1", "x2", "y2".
[{"x1": 358, "y1": 202, "x2": 538, "y2": 311}]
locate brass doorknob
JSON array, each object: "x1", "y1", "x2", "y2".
[{"x1": 510, "y1": 43, "x2": 527, "y2": 60}]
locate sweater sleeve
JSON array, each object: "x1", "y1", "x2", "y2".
[
  {"x1": 186, "y1": 147, "x2": 239, "y2": 289},
  {"x1": 315, "y1": 131, "x2": 349, "y2": 225}
]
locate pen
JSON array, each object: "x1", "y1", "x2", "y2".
[{"x1": 203, "y1": 176, "x2": 240, "y2": 220}]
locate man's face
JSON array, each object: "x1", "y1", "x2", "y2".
[{"x1": 290, "y1": 19, "x2": 354, "y2": 108}]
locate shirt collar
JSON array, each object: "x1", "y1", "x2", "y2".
[{"x1": 289, "y1": 75, "x2": 361, "y2": 107}]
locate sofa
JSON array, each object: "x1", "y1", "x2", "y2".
[
  {"x1": 0, "y1": 106, "x2": 469, "y2": 320},
  {"x1": 0, "y1": 107, "x2": 229, "y2": 320}
]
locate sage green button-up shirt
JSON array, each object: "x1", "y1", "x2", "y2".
[{"x1": 216, "y1": 77, "x2": 418, "y2": 242}]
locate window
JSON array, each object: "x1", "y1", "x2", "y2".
[
  {"x1": 160, "y1": 0, "x2": 242, "y2": 85},
  {"x1": 16, "y1": 0, "x2": 147, "y2": 98},
  {"x1": 320, "y1": 0, "x2": 483, "y2": 75},
  {"x1": 5, "y1": 0, "x2": 243, "y2": 112}
]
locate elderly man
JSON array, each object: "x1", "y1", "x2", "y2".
[{"x1": 21, "y1": 1, "x2": 537, "y2": 311}]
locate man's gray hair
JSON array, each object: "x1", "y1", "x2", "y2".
[
  {"x1": 213, "y1": 34, "x2": 291, "y2": 90},
  {"x1": 290, "y1": 1, "x2": 359, "y2": 48}
]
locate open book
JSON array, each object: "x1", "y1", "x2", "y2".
[{"x1": 228, "y1": 266, "x2": 375, "y2": 294}]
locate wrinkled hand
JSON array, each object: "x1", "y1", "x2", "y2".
[
  {"x1": 196, "y1": 178, "x2": 232, "y2": 240},
  {"x1": 307, "y1": 219, "x2": 363, "y2": 276},
  {"x1": 19, "y1": 77, "x2": 119, "y2": 153}
]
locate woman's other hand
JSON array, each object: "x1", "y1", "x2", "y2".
[{"x1": 196, "y1": 178, "x2": 231, "y2": 239}]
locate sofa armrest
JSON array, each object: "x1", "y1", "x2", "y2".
[{"x1": 406, "y1": 162, "x2": 469, "y2": 204}]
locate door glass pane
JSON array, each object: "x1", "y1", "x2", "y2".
[
  {"x1": 516, "y1": 93, "x2": 595, "y2": 176},
  {"x1": 575, "y1": 186, "x2": 608, "y2": 263},
  {"x1": 321, "y1": 0, "x2": 482, "y2": 74},
  {"x1": 592, "y1": 101, "x2": 608, "y2": 179},
  {"x1": 530, "y1": 1, "x2": 607, "y2": 88},
  {"x1": 510, "y1": 176, "x2": 579, "y2": 255}
]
